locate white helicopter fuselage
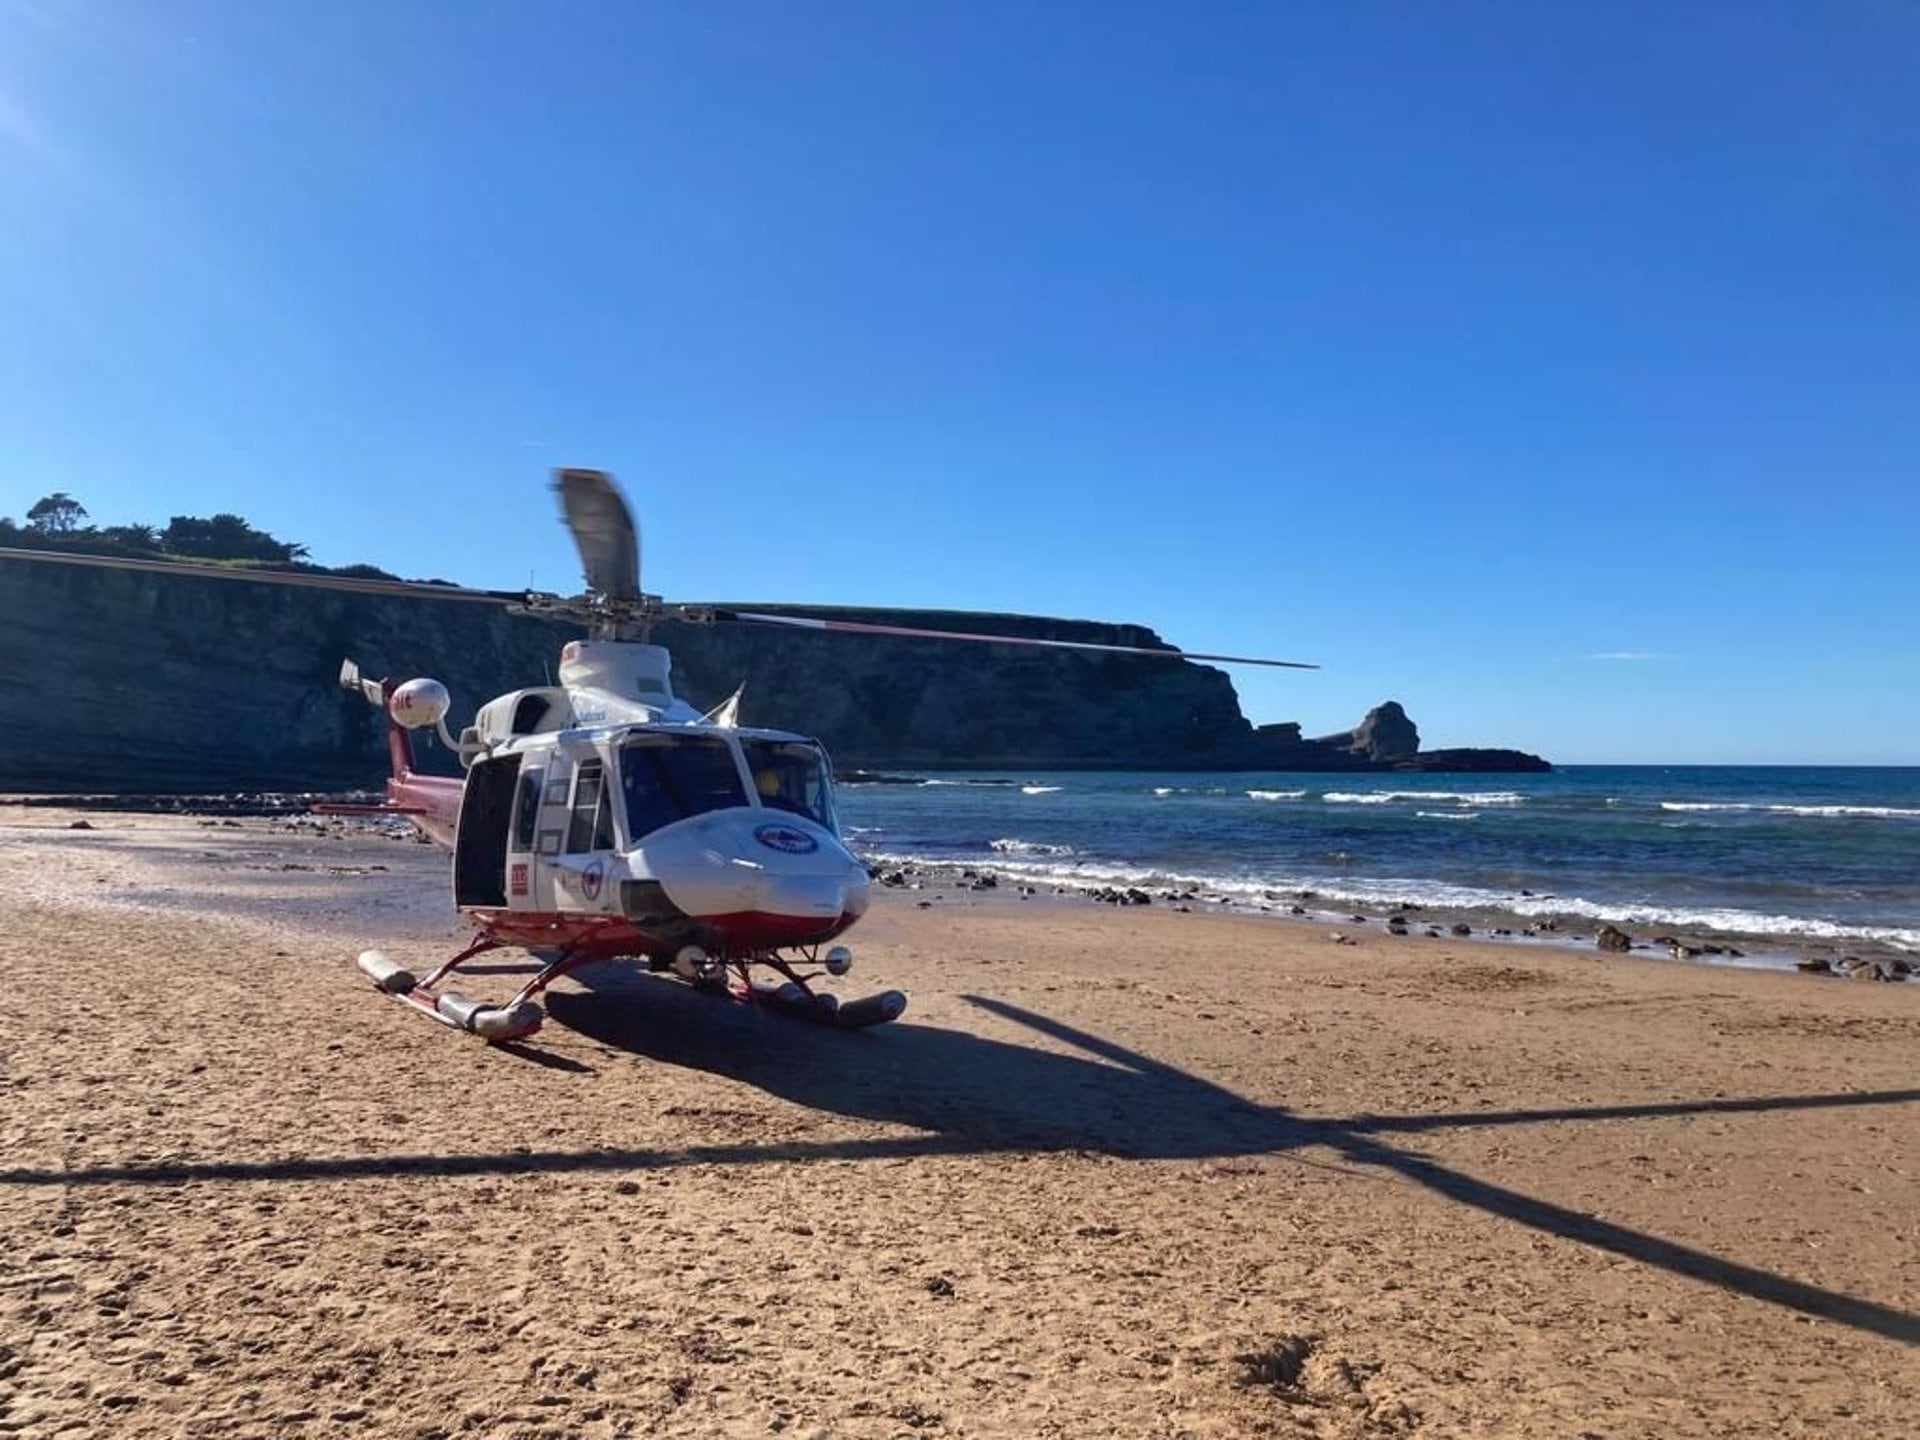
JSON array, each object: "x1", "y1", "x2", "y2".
[{"x1": 392, "y1": 640, "x2": 871, "y2": 963}]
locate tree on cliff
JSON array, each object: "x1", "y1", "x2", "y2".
[
  {"x1": 26, "y1": 493, "x2": 87, "y2": 534},
  {"x1": 161, "y1": 513, "x2": 309, "y2": 563}
]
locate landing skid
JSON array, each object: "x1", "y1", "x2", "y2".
[
  {"x1": 357, "y1": 937, "x2": 575, "y2": 1043},
  {"x1": 357, "y1": 938, "x2": 906, "y2": 1042},
  {"x1": 692, "y1": 945, "x2": 908, "y2": 1030},
  {"x1": 727, "y1": 977, "x2": 908, "y2": 1029}
]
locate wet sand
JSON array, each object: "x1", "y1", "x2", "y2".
[{"x1": 1, "y1": 810, "x2": 1916, "y2": 1438}]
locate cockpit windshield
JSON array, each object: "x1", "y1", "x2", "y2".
[
  {"x1": 741, "y1": 739, "x2": 837, "y2": 830},
  {"x1": 620, "y1": 734, "x2": 748, "y2": 839}
]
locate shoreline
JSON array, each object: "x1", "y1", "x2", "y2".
[
  {"x1": 7, "y1": 789, "x2": 1911, "y2": 978},
  {"x1": 858, "y1": 855, "x2": 1919, "y2": 981}
]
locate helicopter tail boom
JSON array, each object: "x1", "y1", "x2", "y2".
[{"x1": 332, "y1": 658, "x2": 464, "y2": 846}]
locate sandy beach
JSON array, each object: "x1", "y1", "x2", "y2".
[{"x1": 1, "y1": 809, "x2": 1915, "y2": 1439}]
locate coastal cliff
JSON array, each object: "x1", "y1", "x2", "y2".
[{"x1": 0, "y1": 560, "x2": 1547, "y2": 791}]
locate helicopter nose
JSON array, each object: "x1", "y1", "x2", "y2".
[
  {"x1": 645, "y1": 811, "x2": 870, "y2": 930},
  {"x1": 754, "y1": 872, "x2": 853, "y2": 919},
  {"x1": 732, "y1": 836, "x2": 870, "y2": 921}
]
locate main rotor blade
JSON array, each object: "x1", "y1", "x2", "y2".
[
  {"x1": 697, "y1": 608, "x2": 1318, "y2": 669},
  {"x1": 552, "y1": 467, "x2": 640, "y2": 599},
  {"x1": 0, "y1": 547, "x2": 527, "y2": 605}
]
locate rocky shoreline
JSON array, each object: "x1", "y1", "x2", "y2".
[{"x1": 862, "y1": 856, "x2": 1917, "y2": 984}]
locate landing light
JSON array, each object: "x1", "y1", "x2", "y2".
[{"x1": 825, "y1": 945, "x2": 853, "y2": 977}]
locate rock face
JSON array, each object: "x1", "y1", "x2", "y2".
[
  {"x1": 1311, "y1": 701, "x2": 1420, "y2": 763},
  {"x1": 0, "y1": 559, "x2": 1550, "y2": 791}
]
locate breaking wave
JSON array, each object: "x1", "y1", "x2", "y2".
[
  {"x1": 1247, "y1": 789, "x2": 1308, "y2": 801},
  {"x1": 1660, "y1": 801, "x2": 1920, "y2": 820},
  {"x1": 1021, "y1": 785, "x2": 1063, "y2": 796},
  {"x1": 989, "y1": 838, "x2": 1076, "y2": 857},
  {"x1": 1324, "y1": 790, "x2": 1526, "y2": 807}
]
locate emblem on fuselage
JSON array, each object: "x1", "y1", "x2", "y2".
[{"x1": 753, "y1": 823, "x2": 819, "y2": 855}]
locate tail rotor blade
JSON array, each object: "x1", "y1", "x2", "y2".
[{"x1": 339, "y1": 658, "x2": 388, "y2": 708}]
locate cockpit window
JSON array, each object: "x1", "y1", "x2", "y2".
[
  {"x1": 620, "y1": 735, "x2": 748, "y2": 839},
  {"x1": 740, "y1": 739, "x2": 837, "y2": 830}
]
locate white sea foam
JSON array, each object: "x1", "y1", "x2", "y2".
[
  {"x1": 1324, "y1": 790, "x2": 1525, "y2": 806},
  {"x1": 1660, "y1": 801, "x2": 1920, "y2": 820},
  {"x1": 1247, "y1": 789, "x2": 1308, "y2": 801},
  {"x1": 989, "y1": 838, "x2": 1076, "y2": 857},
  {"x1": 1152, "y1": 786, "x2": 1175, "y2": 796},
  {"x1": 1416, "y1": 811, "x2": 1477, "y2": 821},
  {"x1": 1773, "y1": 804, "x2": 1920, "y2": 819},
  {"x1": 1021, "y1": 785, "x2": 1063, "y2": 796}
]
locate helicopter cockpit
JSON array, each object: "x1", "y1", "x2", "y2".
[
  {"x1": 740, "y1": 737, "x2": 838, "y2": 830},
  {"x1": 618, "y1": 730, "x2": 837, "y2": 840}
]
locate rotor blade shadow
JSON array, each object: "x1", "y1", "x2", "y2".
[
  {"x1": 965, "y1": 994, "x2": 1920, "y2": 1346},
  {"x1": 1326, "y1": 1128, "x2": 1920, "y2": 1346},
  {"x1": 1338, "y1": 1089, "x2": 1920, "y2": 1135},
  {"x1": 0, "y1": 1133, "x2": 983, "y2": 1189}
]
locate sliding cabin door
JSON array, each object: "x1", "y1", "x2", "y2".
[{"x1": 453, "y1": 755, "x2": 523, "y2": 908}]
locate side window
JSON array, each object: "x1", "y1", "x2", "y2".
[
  {"x1": 511, "y1": 767, "x2": 544, "y2": 854},
  {"x1": 566, "y1": 761, "x2": 606, "y2": 853},
  {"x1": 592, "y1": 784, "x2": 615, "y2": 850}
]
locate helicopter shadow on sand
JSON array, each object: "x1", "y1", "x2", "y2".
[
  {"x1": 547, "y1": 965, "x2": 1920, "y2": 1347},
  {"x1": 5, "y1": 960, "x2": 1915, "y2": 1345},
  {"x1": 552, "y1": 964, "x2": 1309, "y2": 1160}
]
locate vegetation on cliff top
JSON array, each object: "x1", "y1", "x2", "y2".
[
  {"x1": 5, "y1": 491, "x2": 313, "y2": 563},
  {"x1": 1, "y1": 492, "x2": 405, "y2": 578},
  {"x1": 0, "y1": 495, "x2": 433, "y2": 587}
]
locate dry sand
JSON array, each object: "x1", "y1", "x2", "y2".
[{"x1": 1, "y1": 810, "x2": 1915, "y2": 1439}]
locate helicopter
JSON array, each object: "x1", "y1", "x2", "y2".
[{"x1": 0, "y1": 470, "x2": 1314, "y2": 1044}]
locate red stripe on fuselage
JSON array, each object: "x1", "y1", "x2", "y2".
[{"x1": 693, "y1": 910, "x2": 860, "y2": 950}]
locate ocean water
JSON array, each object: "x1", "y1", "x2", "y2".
[{"x1": 837, "y1": 766, "x2": 1920, "y2": 952}]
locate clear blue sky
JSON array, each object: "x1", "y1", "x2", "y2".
[{"x1": 2, "y1": 2, "x2": 1915, "y2": 764}]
